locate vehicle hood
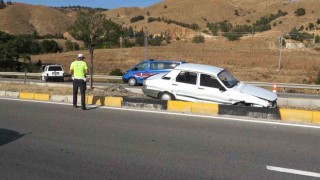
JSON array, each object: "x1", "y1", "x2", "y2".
[{"x1": 236, "y1": 82, "x2": 277, "y2": 101}]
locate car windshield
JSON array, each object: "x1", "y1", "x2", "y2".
[{"x1": 218, "y1": 70, "x2": 239, "y2": 88}]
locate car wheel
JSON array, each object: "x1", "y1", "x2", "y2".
[
  {"x1": 128, "y1": 78, "x2": 137, "y2": 86},
  {"x1": 159, "y1": 92, "x2": 174, "y2": 101},
  {"x1": 235, "y1": 102, "x2": 246, "y2": 106},
  {"x1": 61, "y1": 78, "x2": 64, "y2": 82}
]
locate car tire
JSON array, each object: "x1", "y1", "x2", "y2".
[
  {"x1": 61, "y1": 78, "x2": 64, "y2": 82},
  {"x1": 235, "y1": 102, "x2": 246, "y2": 106},
  {"x1": 159, "y1": 92, "x2": 174, "y2": 101},
  {"x1": 128, "y1": 78, "x2": 137, "y2": 86}
]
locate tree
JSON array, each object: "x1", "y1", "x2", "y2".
[
  {"x1": 69, "y1": 9, "x2": 107, "y2": 89},
  {"x1": 39, "y1": 40, "x2": 61, "y2": 53},
  {"x1": 308, "y1": 23, "x2": 315, "y2": 30},
  {"x1": 0, "y1": 0, "x2": 6, "y2": 9}
]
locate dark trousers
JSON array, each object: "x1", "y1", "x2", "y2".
[{"x1": 73, "y1": 79, "x2": 86, "y2": 107}]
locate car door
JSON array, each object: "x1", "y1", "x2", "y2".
[
  {"x1": 196, "y1": 73, "x2": 231, "y2": 104},
  {"x1": 171, "y1": 71, "x2": 198, "y2": 102},
  {"x1": 131, "y1": 62, "x2": 149, "y2": 84}
]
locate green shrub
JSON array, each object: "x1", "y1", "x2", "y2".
[
  {"x1": 309, "y1": 23, "x2": 315, "y2": 30},
  {"x1": 295, "y1": 8, "x2": 306, "y2": 16},
  {"x1": 288, "y1": 28, "x2": 313, "y2": 42},
  {"x1": 122, "y1": 39, "x2": 135, "y2": 48},
  {"x1": 192, "y1": 35, "x2": 205, "y2": 43},
  {"x1": 149, "y1": 36, "x2": 162, "y2": 46},
  {"x1": 223, "y1": 32, "x2": 241, "y2": 41},
  {"x1": 315, "y1": 73, "x2": 320, "y2": 85},
  {"x1": 316, "y1": 35, "x2": 320, "y2": 43},
  {"x1": 130, "y1": 15, "x2": 144, "y2": 23},
  {"x1": 110, "y1": 68, "x2": 123, "y2": 76}
]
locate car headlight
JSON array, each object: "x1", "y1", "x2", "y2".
[{"x1": 268, "y1": 101, "x2": 277, "y2": 108}]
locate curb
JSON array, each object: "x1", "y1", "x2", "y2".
[{"x1": 0, "y1": 91, "x2": 319, "y2": 125}]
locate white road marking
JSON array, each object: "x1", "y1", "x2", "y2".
[
  {"x1": 1, "y1": 97, "x2": 320, "y2": 129},
  {"x1": 267, "y1": 166, "x2": 320, "y2": 178}
]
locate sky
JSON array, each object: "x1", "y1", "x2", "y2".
[{"x1": 14, "y1": 0, "x2": 163, "y2": 9}]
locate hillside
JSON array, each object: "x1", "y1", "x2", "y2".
[
  {"x1": 0, "y1": 3, "x2": 74, "y2": 35},
  {"x1": 0, "y1": 1, "x2": 319, "y2": 37},
  {"x1": 105, "y1": 0, "x2": 320, "y2": 35}
]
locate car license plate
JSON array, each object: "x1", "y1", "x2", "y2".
[{"x1": 53, "y1": 72, "x2": 59, "y2": 76}]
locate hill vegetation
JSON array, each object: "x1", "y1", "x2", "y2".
[{"x1": 0, "y1": 0, "x2": 320, "y2": 85}]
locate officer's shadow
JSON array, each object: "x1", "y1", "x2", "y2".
[
  {"x1": 0, "y1": 128, "x2": 25, "y2": 146},
  {"x1": 85, "y1": 106, "x2": 99, "y2": 110},
  {"x1": 85, "y1": 96, "x2": 106, "y2": 110}
]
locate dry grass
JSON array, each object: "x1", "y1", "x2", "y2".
[
  {"x1": 0, "y1": 83, "x2": 73, "y2": 96},
  {"x1": 0, "y1": 83, "x2": 148, "y2": 98},
  {"x1": 32, "y1": 35, "x2": 320, "y2": 84},
  {"x1": 0, "y1": 3, "x2": 73, "y2": 35}
]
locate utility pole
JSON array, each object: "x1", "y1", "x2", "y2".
[
  {"x1": 314, "y1": 33, "x2": 316, "y2": 45},
  {"x1": 278, "y1": 33, "x2": 285, "y2": 71},
  {"x1": 144, "y1": 29, "x2": 149, "y2": 60},
  {"x1": 119, "y1": 37, "x2": 123, "y2": 48}
]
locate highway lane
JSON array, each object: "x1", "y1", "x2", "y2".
[
  {"x1": 1, "y1": 77, "x2": 320, "y2": 99},
  {"x1": 0, "y1": 99, "x2": 320, "y2": 179}
]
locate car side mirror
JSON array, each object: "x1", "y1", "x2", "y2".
[{"x1": 219, "y1": 86, "x2": 226, "y2": 92}]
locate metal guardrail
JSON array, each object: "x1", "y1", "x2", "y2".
[
  {"x1": 244, "y1": 82, "x2": 320, "y2": 90},
  {"x1": 0, "y1": 72, "x2": 122, "y2": 80},
  {"x1": 0, "y1": 72, "x2": 319, "y2": 94}
]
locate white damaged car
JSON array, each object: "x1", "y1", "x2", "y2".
[{"x1": 142, "y1": 63, "x2": 277, "y2": 108}]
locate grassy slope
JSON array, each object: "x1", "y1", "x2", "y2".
[
  {"x1": 0, "y1": 3, "x2": 73, "y2": 35},
  {"x1": 31, "y1": 37, "x2": 320, "y2": 85}
]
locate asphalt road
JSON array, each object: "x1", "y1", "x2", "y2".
[
  {"x1": 1, "y1": 77, "x2": 320, "y2": 99},
  {"x1": 0, "y1": 99, "x2": 320, "y2": 179}
]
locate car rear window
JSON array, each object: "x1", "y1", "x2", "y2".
[
  {"x1": 176, "y1": 71, "x2": 197, "y2": 85},
  {"x1": 48, "y1": 66, "x2": 62, "y2": 71}
]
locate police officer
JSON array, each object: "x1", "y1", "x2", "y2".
[{"x1": 70, "y1": 54, "x2": 88, "y2": 110}]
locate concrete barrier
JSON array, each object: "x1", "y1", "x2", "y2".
[
  {"x1": 219, "y1": 105, "x2": 281, "y2": 120},
  {"x1": 19, "y1": 92, "x2": 35, "y2": 100},
  {"x1": 105, "y1": 97, "x2": 123, "y2": 107},
  {"x1": 87, "y1": 95, "x2": 105, "y2": 106},
  {"x1": 1, "y1": 89, "x2": 320, "y2": 125},
  {"x1": 122, "y1": 97, "x2": 167, "y2": 110},
  {"x1": 280, "y1": 109, "x2": 313, "y2": 123},
  {"x1": 191, "y1": 103, "x2": 219, "y2": 115},
  {"x1": 313, "y1": 112, "x2": 320, "y2": 124},
  {"x1": 51, "y1": 95, "x2": 68, "y2": 103},
  {"x1": 5, "y1": 91, "x2": 19, "y2": 98},
  {"x1": 35, "y1": 93, "x2": 50, "y2": 101},
  {"x1": 167, "y1": 101, "x2": 193, "y2": 112},
  {"x1": 0, "y1": 91, "x2": 6, "y2": 97}
]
